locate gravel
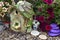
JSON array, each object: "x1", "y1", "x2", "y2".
[{"x1": 0, "y1": 29, "x2": 60, "y2": 40}]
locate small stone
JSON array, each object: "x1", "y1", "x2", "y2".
[
  {"x1": 39, "y1": 34, "x2": 47, "y2": 40},
  {"x1": 0, "y1": 21, "x2": 5, "y2": 32},
  {"x1": 4, "y1": 22, "x2": 10, "y2": 28},
  {"x1": 31, "y1": 30, "x2": 40, "y2": 36},
  {"x1": 47, "y1": 37, "x2": 52, "y2": 40},
  {"x1": 13, "y1": 38, "x2": 19, "y2": 40},
  {"x1": 20, "y1": 36, "x2": 25, "y2": 40},
  {"x1": 37, "y1": 37, "x2": 41, "y2": 40},
  {"x1": 28, "y1": 38, "x2": 34, "y2": 40},
  {"x1": 4, "y1": 38, "x2": 10, "y2": 40},
  {"x1": 26, "y1": 34, "x2": 31, "y2": 39},
  {"x1": 9, "y1": 34, "x2": 15, "y2": 38}
]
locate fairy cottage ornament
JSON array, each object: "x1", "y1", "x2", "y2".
[
  {"x1": 15, "y1": 1, "x2": 35, "y2": 18},
  {"x1": 10, "y1": 10, "x2": 26, "y2": 32},
  {"x1": 11, "y1": 0, "x2": 35, "y2": 33},
  {"x1": 31, "y1": 20, "x2": 40, "y2": 36}
]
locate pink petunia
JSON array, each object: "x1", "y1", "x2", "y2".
[{"x1": 43, "y1": 0, "x2": 54, "y2": 5}]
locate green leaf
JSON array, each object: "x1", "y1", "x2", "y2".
[
  {"x1": 57, "y1": 9, "x2": 60, "y2": 15},
  {"x1": 56, "y1": 19, "x2": 60, "y2": 24},
  {"x1": 27, "y1": 20, "x2": 33, "y2": 26},
  {"x1": 26, "y1": 20, "x2": 32, "y2": 33},
  {"x1": 22, "y1": 12, "x2": 32, "y2": 18},
  {"x1": 0, "y1": 0, "x2": 4, "y2": 1}
]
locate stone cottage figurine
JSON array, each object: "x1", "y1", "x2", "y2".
[{"x1": 10, "y1": 0, "x2": 35, "y2": 33}]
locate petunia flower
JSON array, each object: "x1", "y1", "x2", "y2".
[
  {"x1": 47, "y1": 14, "x2": 54, "y2": 22},
  {"x1": 36, "y1": 16, "x2": 45, "y2": 23},
  {"x1": 45, "y1": 25, "x2": 52, "y2": 31},
  {"x1": 34, "y1": 15, "x2": 55, "y2": 32},
  {"x1": 47, "y1": 7, "x2": 55, "y2": 20},
  {"x1": 39, "y1": 22, "x2": 49, "y2": 32},
  {"x1": 43, "y1": 0, "x2": 54, "y2": 5},
  {"x1": 47, "y1": 7, "x2": 54, "y2": 14}
]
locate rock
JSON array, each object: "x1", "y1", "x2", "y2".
[
  {"x1": 39, "y1": 34, "x2": 47, "y2": 40},
  {"x1": 27, "y1": 38, "x2": 34, "y2": 40},
  {"x1": 9, "y1": 34, "x2": 15, "y2": 39},
  {"x1": 4, "y1": 22, "x2": 10, "y2": 28},
  {"x1": 19, "y1": 36, "x2": 25, "y2": 40},
  {"x1": 26, "y1": 34, "x2": 31, "y2": 39},
  {"x1": 31, "y1": 30, "x2": 40, "y2": 36},
  {"x1": 47, "y1": 37, "x2": 53, "y2": 40},
  {"x1": 0, "y1": 21, "x2": 5, "y2": 32},
  {"x1": 4, "y1": 38, "x2": 10, "y2": 40},
  {"x1": 13, "y1": 38, "x2": 20, "y2": 40},
  {"x1": 37, "y1": 37, "x2": 41, "y2": 40}
]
